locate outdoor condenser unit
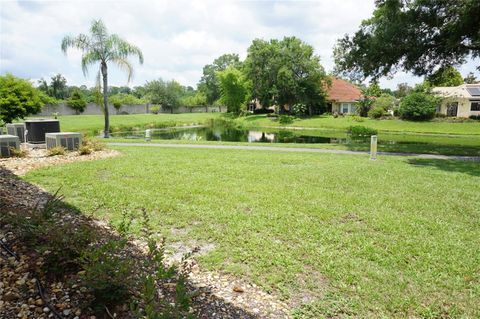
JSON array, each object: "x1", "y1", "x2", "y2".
[
  {"x1": 0, "y1": 135, "x2": 20, "y2": 157},
  {"x1": 6, "y1": 123, "x2": 26, "y2": 142},
  {"x1": 45, "y1": 132, "x2": 82, "y2": 150},
  {"x1": 25, "y1": 119, "x2": 60, "y2": 144}
]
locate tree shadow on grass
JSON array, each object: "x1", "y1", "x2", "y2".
[
  {"x1": 0, "y1": 166, "x2": 267, "y2": 319},
  {"x1": 407, "y1": 158, "x2": 480, "y2": 177}
]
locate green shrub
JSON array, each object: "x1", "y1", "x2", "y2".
[
  {"x1": 399, "y1": 92, "x2": 439, "y2": 121},
  {"x1": 2, "y1": 191, "x2": 94, "y2": 278},
  {"x1": 130, "y1": 210, "x2": 194, "y2": 319},
  {"x1": 78, "y1": 145, "x2": 92, "y2": 155},
  {"x1": 279, "y1": 115, "x2": 294, "y2": 125},
  {"x1": 47, "y1": 146, "x2": 66, "y2": 156},
  {"x1": 80, "y1": 239, "x2": 134, "y2": 311},
  {"x1": 368, "y1": 106, "x2": 387, "y2": 119},
  {"x1": 351, "y1": 115, "x2": 365, "y2": 122},
  {"x1": 291, "y1": 103, "x2": 307, "y2": 115},
  {"x1": 347, "y1": 125, "x2": 378, "y2": 137},
  {"x1": 469, "y1": 115, "x2": 480, "y2": 121},
  {"x1": 150, "y1": 105, "x2": 160, "y2": 114}
]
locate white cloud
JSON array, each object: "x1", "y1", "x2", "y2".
[{"x1": 1, "y1": 0, "x2": 479, "y2": 90}]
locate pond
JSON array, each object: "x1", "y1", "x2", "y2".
[
  {"x1": 108, "y1": 119, "x2": 480, "y2": 156},
  {"x1": 111, "y1": 125, "x2": 356, "y2": 144}
]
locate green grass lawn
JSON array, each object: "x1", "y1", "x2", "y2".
[
  {"x1": 24, "y1": 147, "x2": 480, "y2": 318},
  {"x1": 238, "y1": 114, "x2": 480, "y2": 135},
  {"x1": 35, "y1": 113, "x2": 221, "y2": 135}
]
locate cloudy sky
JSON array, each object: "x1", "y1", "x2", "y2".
[{"x1": 1, "y1": 0, "x2": 479, "y2": 90}]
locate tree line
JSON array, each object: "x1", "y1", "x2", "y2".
[{"x1": 2, "y1": 1, "x2": 479, "y2": 130}]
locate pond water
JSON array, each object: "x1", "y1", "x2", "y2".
[
  {"x1": 108, "y1": 120, "x2": 480, "y2": 156},
  {"x1": 111, "y1": 123, "x2": 378, "y2": 145}
]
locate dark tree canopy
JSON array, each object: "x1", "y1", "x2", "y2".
[{"x1": 334, "y1": 0, "x2": 480, "y2": 79}]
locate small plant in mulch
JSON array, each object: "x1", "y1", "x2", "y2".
[
  {"x1": 82, "y1": 136, "x2": 106, "y2": 151},
  {"x1": 47, "y1": 146, "x2": 66, "y2": 156},
  {"x1": 8, "y1": 147, "x2": 29, "y2": 158},
  {"x1": 78, "y1": 145, "x2": 93, "y2": 155}
]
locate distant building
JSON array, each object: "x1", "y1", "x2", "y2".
[
  {"x1": 325, "y1": 78, "x2": 363, "y2": 114},
  {"x1": 432, "y1": 84, "x2": 480, "y2": 117}
]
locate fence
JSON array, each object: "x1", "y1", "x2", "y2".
[{"x1": 35, "y1": 103, "x2": 225, "y2": 116}]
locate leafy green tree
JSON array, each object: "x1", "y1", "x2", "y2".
[
  {"x1": 394, "y1": 83, "x2": 413, "y2": 99},
  {"x1": 61, "y1": 19, "x2": 144, "y2": 137},
  {"x1": 426, "y1": 66, "x2": 464, "y2": 87},
  {"x1": 372, "y1": 94, "x2": 396, "y2": 111},
  {"x1": 365, "y1": 82, "x2": 382, "y2": 98},
  {"x1": 217, "y1": 66, "x2": 249, "y2": 114},
  {"x1": 144, "y1": 79, "x2": 167, "y2": 105},
  {"x1": 144, "y1": 79, "x2": 183, "y2": 113},
  {"x1": 198, "y1": 53, "x2": 241, "y2": 105},
  {"x1": 163, "y1": 80, "x2": 183, "y2": 113},
  {"x1": 50, "y1": 74, "x2": 68, "y2": 99},
  {"x1": 334, "y1": 0, "x2": 480, "y2": 79},
  {"x1": 0, "y1": 74, "x2": 44, "y2": 123},
  {"x1": 464, "y1": 72, "x2": 478, "y2": 84},
  {"x1": 66, "y1": 89, "x2": 87, "y2": 114},
  {"x1": 132, "y1": 86, "x2": 147, "y2": 99},
  {"x1": 399, "y1": 92, "x2": 439, "y2": 121},
  {"x1": 244, "y1": 37, "x2": 328, "y2": 115}
]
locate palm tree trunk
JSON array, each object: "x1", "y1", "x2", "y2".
[{"x1": 101, "y1": 62, "x2": 110, "y2": 138}]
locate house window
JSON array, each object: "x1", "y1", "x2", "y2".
[
  {"x1": 341, "y1": 103, "x2": 350, "y2": 113},
  {"x1": 350, "y1": 105, "x2": 356, "y2": 114},
  {"x1": 471, "y1": 101, "x2": 480, "y2": 111}
]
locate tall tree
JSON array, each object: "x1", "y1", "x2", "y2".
[
  {"x1": 50, "y1": 74, "x2": 68, "y2": 99},
  {"x1": 144, "y1": 79, "x2": 183, "y2": 113},
  {"x1": 198, "y1": 53, "x2": 241, "y2": 105},
  {"x1": 426, "y1": 66, "x2": 464, "y2": 87},
  {"x1": 217, "y1": 66, "x2": 249, "y2": 114},
  {"x1": 61, "y1": 19, "x2": 143, "y2": 137},
  {"x1": 37, "y1": 78, "x2": 50, "y2": 95},
  {"x1": 244, "y1": 37, "x2": 328, "y2": 114},
  {"x1": 334, "y1": 0, "x2": 480, "y2": 79},
  {"x1": 394, "y1": 83, "x2": 413, "y2": 99}
]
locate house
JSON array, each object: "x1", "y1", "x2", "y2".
[
  {"x1": 325, "y1": 78, "x2": 363, "y2": 114},
  {"x1": 432, "y1": 84, "x2": 480, "y2": 118}
]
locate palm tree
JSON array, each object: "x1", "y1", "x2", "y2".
[{"x1": 61, "y1": 19, "x2": 143, "y2": 137}]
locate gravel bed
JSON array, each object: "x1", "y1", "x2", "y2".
[
  {"x1": 0, "y1": 149, "x2": 120, "y2": 176},
  {"x1": 0, "y1": 153, "x2": 291, "y2": 318}
]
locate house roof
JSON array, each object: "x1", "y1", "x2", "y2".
[
  {"x1": 325, "y1": 78, "x2": 363, "y2": 103},
  {"x1": 432, "y1": 84, "x2": 480, "y2": 99}
]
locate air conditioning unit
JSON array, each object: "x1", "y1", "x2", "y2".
[
  {"x1": 6, "y1": 123, "x2": 26, "y2": 142},
  {"x1": 25, "y1": 119, "x2": 60, "y2": 144},
  {"x1": 0, "y1": 135, "x2": 20, "y2": 157},
  {"x1": 45, "y1": 132, "x2": 82, "y2": 150}
]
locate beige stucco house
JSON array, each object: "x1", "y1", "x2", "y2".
[
  {"x1": 432, "y1": 84, "x2": 480, "y2": 118},
  {"x1": 325, "y1": 78, "x2": 363, "y2": 114}
]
